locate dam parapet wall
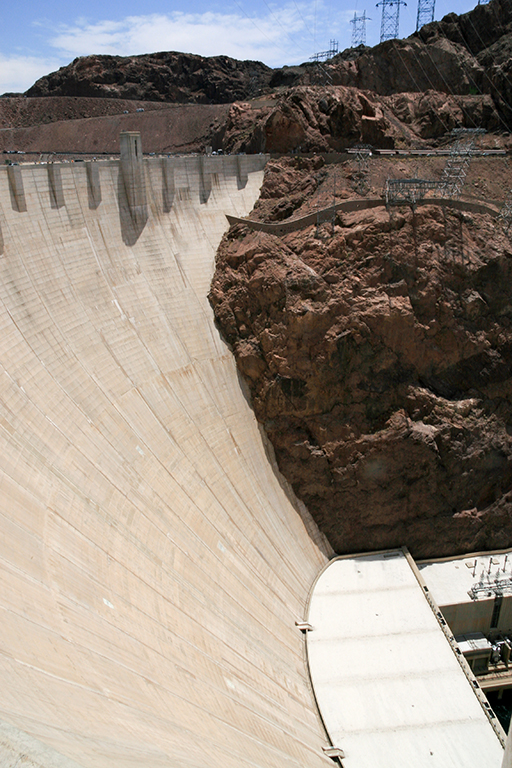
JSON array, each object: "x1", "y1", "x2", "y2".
[{"x1": 0, "y1": 150, "x2": 268, "y2": 234}]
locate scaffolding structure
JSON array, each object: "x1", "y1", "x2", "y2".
[
  {"x1": 385, "y1": 178, "x2": 442, "y2": 206},
  {"x1": 376, "y1": 0, "x2": 407, "y2": 42},
  {"x1": 416, "y1": 0, "x2": 435, "y2": 30},
  {"x1": 310, "y1": 40, "x2": 339, "y2": 61},
  {"x1": 350, "y1": 11, "x2": 371, "y2": 47}
]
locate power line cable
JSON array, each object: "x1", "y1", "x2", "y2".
[
  {"x1": 290, "y1": 0, "x2": 317, "y2": 45},
  {"x1": 422, "y1": 1, "x2": 512, "y2": 132},
  {"x1": 386, "y1": 1, "x2": 503, "y2": 134},
  {"x1": 229, "y1": 0, "x2": 309, "y2": 59},
  {"x1": 454, "y1": 3, "x2": 512, "y2": 127},
  {"x1": 258, "y1": 0, "x2": 312, "y2": 55},
  {"x1": 385, "y1": 39, "x2": 455, "y2": 133},
  {"x1": 400, "y1": 5, "x2": 481, "y2": 129},
  {"x1": 400, "y1": 0, "x2": 512, "y2": 132}
]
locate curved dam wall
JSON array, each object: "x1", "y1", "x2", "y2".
[{"x1": 0, "y1": 154, "x2": 331, "y2": 768}]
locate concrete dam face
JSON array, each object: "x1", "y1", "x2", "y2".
[{"x1": 0, "y1": 150, "x2": 331, "y2": 768}]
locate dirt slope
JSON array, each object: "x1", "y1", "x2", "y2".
[{"x1": 0, "y1": 102, "x2": 229, "y2": 154}]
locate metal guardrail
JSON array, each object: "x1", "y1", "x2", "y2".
[{"x1": 469, "y1": 577, "x2": 512, "y2": 600}]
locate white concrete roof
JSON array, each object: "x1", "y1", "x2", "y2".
[
  {"x1": 418, "y1": 551, "x2": 512, "y2": 606},
  {"x1": 306, "y1": 550, "x2": 504, "y2": 768},
  {"x1": 456, "y1": 633, "x2": 492, "y2": 654}
]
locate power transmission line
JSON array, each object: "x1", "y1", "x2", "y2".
[
  {"x1": 376, "y1": 0, "x2": 407, "y2": 42},
  {"x1": 350, "y1": 11, "x2": 371, "y2": 47},
  {"x1": 310, "y1": 40, "x2": 339, "y2": 61},
  {"x1": 416, "y1": 0, "x2": 435, "y2": 31}
]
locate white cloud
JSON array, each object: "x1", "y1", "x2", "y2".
[
  {"x1": 0, "y1": 54, "x2": 62, "y2": 94},
  {"x1": 49, "y1": 9, "x2": 322, "y2": 67},
  {"x1": 0, "y1": 2, "x2": 358, "y2": 93}
]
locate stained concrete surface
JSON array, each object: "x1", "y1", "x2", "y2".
[{"x1": 0, "y1": 155, "x2": 331, "y2": 768}]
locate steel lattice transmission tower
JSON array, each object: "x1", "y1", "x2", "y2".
[
  {"x1": 440, "y1": 128, "x2": 486, "y2": 199},
  {"x1": 385, "y1": 178, "x2": 442, "y2": 206},
  {"x1": 440, "y1": 141, "x2": 474, "y2": 199},
  {"x1": 376, "y1": 0, "x2": 407, "y2": 42},
  {"x1": 310, "y1": 40, "x2": 339, "y2": 61},
  {"x1": 350, "y1": 145, "x2": 373, "y2": 196},
  {"x1": 416, "y1": 0, "x2": 435, "y2": 31},
  {"x1": 350, "y1": 11, "x2": 371, "y2": 47}
]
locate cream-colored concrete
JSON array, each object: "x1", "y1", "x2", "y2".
[
  {"x1": 307, "y1": 551, "x2": 505, "y2": 768},
  {"x1": 419, "y1": 551, "x2": 512, "y2": 636},
  {"x1": 0, "y1": 155, "x2": 331, "y2": 768},
  {"x1": 503, "y1": 722, "x2": 512, "y2": 768}
]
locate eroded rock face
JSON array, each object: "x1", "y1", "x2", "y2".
[
  {"x1": 210, "y1": 160, "x2": 512, "y2": 558},
  {"x1": 267, "y1": 0, "x2": 512, "y2": 112},
  {"x1": 222, "y1": 87, "x2": 500, "y2": 154},
  {"x1": 330, "y1": 37, "x2": 485, "y2": 97},
  {"x1": 417, "y1": 0, "x2": 512, "y2": 57}
]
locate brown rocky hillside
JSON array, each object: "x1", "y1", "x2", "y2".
[
  {"x1": 17, "y1": 0, "x2": 512, "y2": 131},
  {"x1": 25, "y1": 52, "x2": 272, "y2": 104},
  {"x1": 209, "y1": 155, "x2": 512, "y2": 559},
  {"x1": 5, "y1": 0, "x2": 512, "y2": 559}
]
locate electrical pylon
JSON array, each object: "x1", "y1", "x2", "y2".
[
  {"x1": 416, "y1": 0, "x2": 435, "y2": 30},
  {"x1": 350, "y1": 11, "x2": 370, "y2": 47},
  {"x1": 376, "y1": 0, "x2": 407, "y2": 42}
]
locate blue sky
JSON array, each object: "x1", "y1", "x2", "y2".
[{"x1": 1, "y1": 0, "x2": 481, "y2": 93}]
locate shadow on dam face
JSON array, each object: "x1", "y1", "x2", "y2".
[
  {"x1": 118, "y1": 169, "x2": 148, "y2": 246},
  {"x1": 87, "y1": 162, "x2": 102, "y2": 210},
  {"x1": 0, "y1": 148, "x2": 331, "y2": 768}
]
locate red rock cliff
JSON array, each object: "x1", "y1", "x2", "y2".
[{"x1": 210, "y1": 157, "x2": 512, "y2": 558}]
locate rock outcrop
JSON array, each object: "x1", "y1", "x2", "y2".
[
  {"x1": 210, "y1": 157, "x2": 512, "y2": 558},
  {"x1": 0, "y1": 86, "x2": 502, "y2": 155},
  {"x1": 285, "y1": 37, "x2": 486, "y2": 97},
  {"x1": 26, "y1": 52, "x2": 272, "y2": 104},
  {"x1": 269, "y1": 0, "x2": 512, "y2": 116},
  {"x1": 416, "y1": 0, "x2": 512, "y2": 56},
  {"x1": 20, "y1": 0, "x2": 512, "y2": 128},
  {"x1": 15, "y1": 0, "x2": 512, "y2": 152},
  {"x1": 222, "y1": 87, "x2": 501, "y2": 153}
]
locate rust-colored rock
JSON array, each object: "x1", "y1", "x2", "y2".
[
  {"x1": 210, "y1": 158, "x2": 512, "y2": 558},
  {"x1": 222, "y1": 87, "x2": 501, "y2": 154}
]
